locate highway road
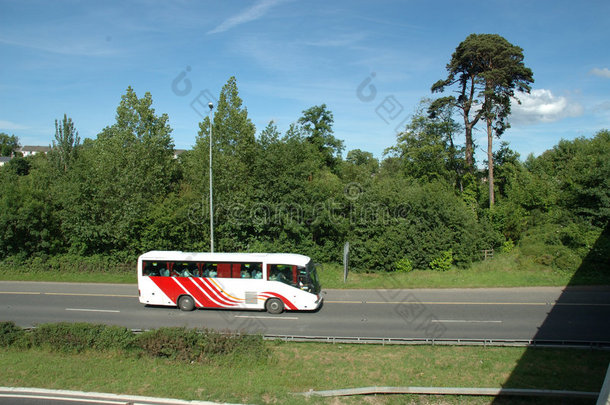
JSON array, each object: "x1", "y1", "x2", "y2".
[{"x1": 1, "y1": 281, "x2": 609, "y2": 343}]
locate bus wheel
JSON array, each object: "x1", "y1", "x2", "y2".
[
  {"x1": 265, "y1": 298, "x2": 284, "y2": 314},
  {"x1": 178, "y1": 295, "x2": 195, "y2": 311}
]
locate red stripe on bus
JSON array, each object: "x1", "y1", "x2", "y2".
[
  {"x1": 192, "y1": 277, "x2": 239, "y2": 307},
  {"x1": 150, "y1": 277, "x2": 218, "y2": 308},
  {"x1": 198, "y1": 278, "x2": 241, "y2": 305},
  {"x1": 186, "y1": 277, "x2": 224, "y2": 307},
  {"x1": 261, "y1": 292, "x2": 298, "y2": 310},
  {"x1": 149, "y1": 277, "x2": 184, "y2": 305},
  {"x1": 180, "y1": 277, "x2": 218, "y2": 308}
]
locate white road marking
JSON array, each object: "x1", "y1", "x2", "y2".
[
  {"x1": 431, "y1": 319, "x2": 503, "y2": 323},
  {"x1": 234, "y1": 315, "x2": 298, "y2": 320},
  {"x1": 65, "y1": 308, "x2": 120, "y2": 313},
  {"x1": 329, "y1": 300, "x2": 548, "y2": 306},
  {"x1": 327, "y1": 300, "x2": 610, "y2": 307},
  {"x1": 46, "y1": 292, "x2": 136, "y2": 297}
]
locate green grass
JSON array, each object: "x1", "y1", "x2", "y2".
[
  {"x1": 0, "y1": 344, "x2": 607, "y2": 404},
  {"x1": 0, "y1": 255, "x2": 137, "y2": 284},
  {"x1": 320, "y1": 252, "x2": 579, "y2": 289},
  {"x1": 0, "y1": 270, "x2": 136, "y2": 283},
  {"x1": 0, "y1": 269, "x2": 138, "y2": 284}
]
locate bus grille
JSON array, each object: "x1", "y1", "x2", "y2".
[{"x1": 245, "y1": 292, "x2": 258, "y2": 305}]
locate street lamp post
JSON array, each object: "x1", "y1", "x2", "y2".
[{"x1": 208, "y1": 102, "x2": 214, "y2": 253}]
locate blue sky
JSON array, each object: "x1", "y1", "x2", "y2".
[{"x1": 1, "y1": 0, "x2": 609, "y2": 161}]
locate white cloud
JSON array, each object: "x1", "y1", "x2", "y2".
[
  {"x1": 0, "y1": 120, "x2": 29, "y2": 131},
  {"x1": 0, "y1": 36, "x2": 117, "y2": 57},
  {"x1": 207, "y1": 0, "x2": 287, "y2": 35},
  {"x1": 510, "y1": 89, "x2": 583, "y2": 125},
  {"x1": 593, "y1": 100, "x2": 610, "y2": 113},
  {"x1": 590, "y1": 67, "x2": 610, "y2": 78}
]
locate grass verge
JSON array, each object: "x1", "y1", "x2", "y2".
[
  {"x1": 0, "y1": 343, "x2": 607, "y2": 404},
  {"x1": 320, "y1": 252, "x2": 579, "y2": 289}
]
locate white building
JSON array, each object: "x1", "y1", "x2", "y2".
[{"x1": 19, "y1": 146, "x2": 50, "y2": 157}]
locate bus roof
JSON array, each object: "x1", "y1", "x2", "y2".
[{"x1": 138, "y1": 251, "x2": 312, "y2": 267}]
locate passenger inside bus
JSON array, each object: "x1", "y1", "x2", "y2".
[
  {"x1": 248, "y1": 263, "x2": 262, "y2": 279},
  {"x1": 173, "y1": 262, "x2": 199, "y2": 277},
  {"x1": 143, "y1": 262, "x2": 159, "y2": 276},
  {"x1": 268, "y1": 265, "x2": 293, "y2": 285},
  {"x1": 201, "y1": 263, "x2": 217, "y2": 278}
]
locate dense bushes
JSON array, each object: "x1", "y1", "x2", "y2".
[
  {"x1": 0, "y1": 254, "x2": 134, "y2": 275},
  {"x1": 518, "y1": 222, "x2": 609, "y2": 273},
  {"x1": 0, "y1": 321, "x2": 25, "y2": 347},
  {"x1": 29, "y1": 322, "x2": 135, "y2": 353},
  {"x1": 0, "y1": 322, "x2": 270, "y2": 364},
  {"x1": 348, "y1": 180, "x2": 502, "y2": 271},
  {"x1": 137, "y1": 327, "x2": 269, "y2": 362}
]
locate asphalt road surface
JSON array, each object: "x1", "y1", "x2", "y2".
[{"x1": 1, "y1": 281, "x2": 609, "y2": 342}]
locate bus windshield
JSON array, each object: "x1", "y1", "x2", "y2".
[{"x1": 300, "y1": 261, "x2": 321, "y2": 294}]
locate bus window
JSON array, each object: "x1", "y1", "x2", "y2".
[
  {"x1": 239, "y1": 263, "x2": 250, "y2": 278},
  {"x1": 252, "y1": 263, "x2": 262, "y2": 279},
  {"x1": 268, "y1": 264, "x2": 296, "y2": 286},
  {"x1": 202, "y1": 263, "x2": 218, "y2": 278},
  {"x1": 143, "y1": 261, "x2": 160, "y2": 276},
  {"x1": 144, "y1": 262, "x2": 170, "y2": 277},
  {"x1": 240, "y1": 262, "x2": 263, "y2": 279},
  {"x1": 168, "y1": 262, "x2": 179, "y2": 277},
  {"x1": 173, "y1": 262, "x2": 198, "y2": 277}
]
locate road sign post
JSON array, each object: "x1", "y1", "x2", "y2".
[{"x1": 343, "y1": 242, "x2": 349, "y2": 283}]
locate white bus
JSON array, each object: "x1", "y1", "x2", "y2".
[{"x1": 137, "y1": 251, "x2": 322, "y2": 314}]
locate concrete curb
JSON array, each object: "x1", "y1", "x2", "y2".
[
  {"x1": 0, "y1": 387, "x2": 247, "y2": 405},
  {"x1": 300, "y1": 386, "x2": 599, "y2": 399},
  {"x1": 597, "y1": 363, "x2": 610, "y2": 405}
]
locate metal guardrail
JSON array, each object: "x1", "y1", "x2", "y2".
[{"x1": 263, "y1": 334, "x2": 610, "y2": 349}]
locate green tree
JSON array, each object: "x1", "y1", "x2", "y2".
[
  {"x1": 387, "y1": 100, "x2": 464, "y2": 187},
  {"x1": 51, "y1": 114, "x2": 81, "y2": 172},
  {"x1": 187, "y1": 77, "x2": 257, "y2": 251},
  {"x1": 349, "y1": 176, "x2": 500, "y2": 271},
  {"x1": 475, "y1": 34, "x2": 533, "y2": 207},
  {"x1": 259, "y1": 120, "x2": 281, "y2": 150},
  {"x1": 342, "y1": 149, "x2": 379, "y2": 184},
  {"x1": 3, "y1": 156, "x2": 31, "y2": 176},
  {"x1": 0, "y1": 133, "x2": 20, "y2": 157},
  {"x1": 430, "y1": 33, "x2": 534, "y2": 186},
  {"x1": 250, "y1": 123, "x2": 330, "y2": 257},
  {"x1": 0, "y1": 155, "x2": 63, "y2": 257},
  {"x1": 490, "y1": 141, "x2": 522, "y2": 200},
  {"x1": 61, "y1": 87, "x2": 176, "y2": 256},
  {"x1": 298, "y1": 104, "x2": 344, "y2": 171},
  {"x1": 530, "y1": 130, "x2": 610, "y2": 226}
]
